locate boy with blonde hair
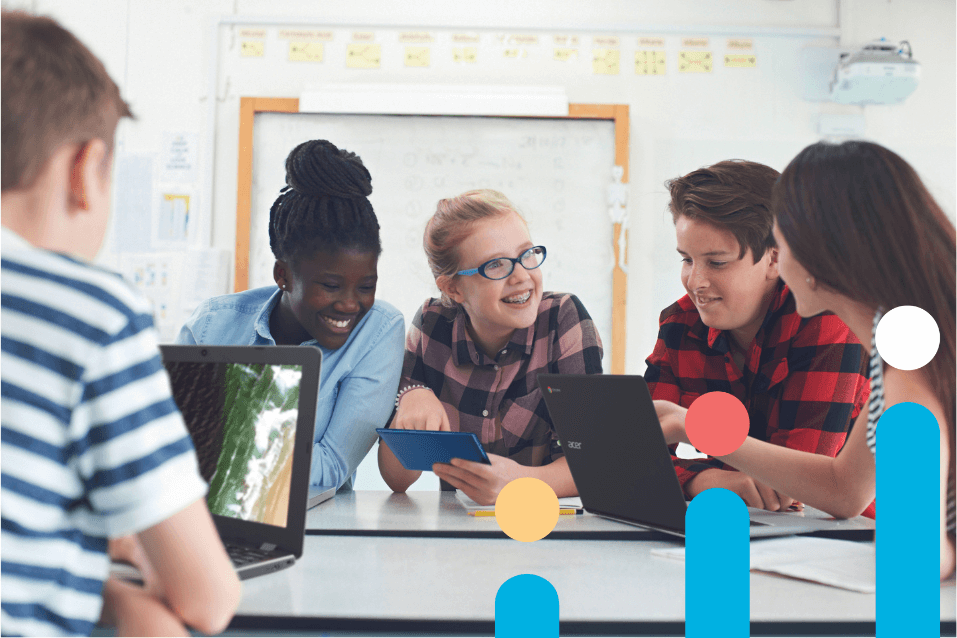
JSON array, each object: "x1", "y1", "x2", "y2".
[{"x1": 1, "y1": 10, "x2": 240, "y2": 636}]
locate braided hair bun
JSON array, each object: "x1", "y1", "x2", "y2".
[
  {"x1": 285, "y1": 139, "x2": 372, "y2": 199},
  {"x1": 269, "y1": 139, "x2": 381, "y2": 263}
]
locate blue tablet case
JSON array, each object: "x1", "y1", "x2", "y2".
[{"x1": 376, "y1": 429, "x2": 491, "y2": 472}]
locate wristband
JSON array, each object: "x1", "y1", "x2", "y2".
[{"x1": 395, "y1": 384, "x2": 430, "y2": 408}]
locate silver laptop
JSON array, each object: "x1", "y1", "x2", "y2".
[
  {"x1": 308, "y1": 485, "x2": 336, "y2": 508},
  {"x1": 538, "y1": 374, "x2": 868, "y2": 539},
  {"x1": 161, "y1": 345, "x2": 321, "y2": 579}
]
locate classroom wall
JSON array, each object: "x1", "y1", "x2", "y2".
[{"x1": 5, "y1": 0, "x2": 954, "y2": 490}]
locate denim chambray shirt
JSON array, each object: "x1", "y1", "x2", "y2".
[{"x1": 176, "y1": 286, "x2": 404, "y2": 490}]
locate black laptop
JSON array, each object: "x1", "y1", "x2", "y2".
[
  {"x1": 538, "y1": 374, "x2": 858, "y2": 538},
  {"x1": 161, "y1": 345, "x2": 320, "y2": 579}
]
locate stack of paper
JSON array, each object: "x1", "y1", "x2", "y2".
[
  {"x1": 650, "y1": 536, "x2": 875, "y2": 593},
  {"x1": 455, "y1": 490, "x2": 583, "y2": 513}
]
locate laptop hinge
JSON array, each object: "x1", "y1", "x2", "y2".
[{"x1": 260, "y1": 543, "x2": 276, "y2": 551}]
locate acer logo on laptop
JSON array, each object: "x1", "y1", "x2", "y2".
[{"x1": 566, "y1": 441, "x2": 582, "y2": 449}]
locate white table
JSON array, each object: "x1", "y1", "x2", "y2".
[
  {"x1": 226, "y1": 491, "x2": 957, "y2": 635},
  {"x1": 304, "y1": 490, "x2": 876, "y2": 540}
]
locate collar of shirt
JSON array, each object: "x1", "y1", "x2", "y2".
[
  {"x1": 1, "y1": 226, "x2": 31, "y2": 252},
  {"x1": 450, "y1": 304, "x2": 534, "y2": 367},
  {"x1": 252, "y1": 287, "x2": 321, "y2": 348},
  {"x1": 677, "y1": 279, "x2": 790, "y2": 356}
]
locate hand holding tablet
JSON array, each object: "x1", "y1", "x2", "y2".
[{"x1": 376, "y1": 428, "x2": 491, "y2": 472}]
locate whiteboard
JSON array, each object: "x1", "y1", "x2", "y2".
[{"x1": 249, "y1": 112, "x2": 617, "y2": 371}]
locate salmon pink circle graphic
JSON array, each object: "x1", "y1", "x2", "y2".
[{"x1": 685, "y1": 391, "x2": 749, "y2": 456}]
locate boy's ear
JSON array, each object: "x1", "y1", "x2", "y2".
[
  {"x1": 273, "y1": 260, "x2": 291, "y2": 291},
  {"x1": 766, "y1": 247, "x2": 780, "y2": 280},
  {"x1": 68, "y1": 140, "x2": 108, "y2": 213},
  {"x1": 437, "y1": 275, "x2": 465, "y2": 304}
]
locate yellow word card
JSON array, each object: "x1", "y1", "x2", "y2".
[
  {"x1": 678, "y1": 51, "x2": 713, "y2": 73},
  {"x1": 725, "y1": 54, "x2": 756, "y2": 67},
  {"x1": 554, "y1": 35, "x2": 580, "y2": 47},
  {"x1": 503, "y1": 48, "x2": 527, "y2": 58},
  {"x1": 346, "y1": 44, "x2": 381, "y2": 69},
  {"x1": 453, "y1": 47, "x2": 477, "y2": 63},
  {"x1": 289, "y1": 42, "x2": 323, "y2": 62},
  {"x1": 404, "y1": 46, "x2": 430, "y2": 67},
  {"x1": 593, "y1": 48, "x2": 620, "y2": 74},
  {"x1": 727, "y1": 38, "x2": 753, "y2": 51},
  {"x1": 635, "y1": 50, "x2": 666, "y2": 75},
  {"x1": 241, "y1": 41, "x2": 264, "y2": 57},
  {"x1": 554, "y1": 48, "x2": 578, "y2": 62}
]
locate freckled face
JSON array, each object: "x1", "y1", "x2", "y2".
[
  {"x1": 676, "y1": 215, "x2": 778, "y2": 338},
  {"x1": 447, "y1": 212, "x2": 544, "y2": 349},
  {"x1": 279, "y1": 249, "x2": 378, "y2": 350}
]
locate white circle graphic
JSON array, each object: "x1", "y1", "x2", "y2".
[{"x1": 874, "y1": 306, "x2": 940, "y2": 370}]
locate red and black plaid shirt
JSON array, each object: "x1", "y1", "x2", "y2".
[
  {"x1": 398, "y1": 292, "x2": 603, "y2": 467},
  {"x1": 645, "y1": 281, "x2": 873, "y2": 515}
]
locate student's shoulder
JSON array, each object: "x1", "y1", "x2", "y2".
[
  {"x1": 357, "y1": 299, "x2": 406, "y2": 342},
  {"x1": 191, "y1": 286, "x2": 276, "y2": 319},
  {"x1": 539, "y1": 291, "x2": 591, "y2": 321},
  {"x1": 367, "y1": 298, "x2": 405, "y2": 324},
  {"x1": 4, "y1": 247, "x2": 152, "y2": 327},
  {"x1": 791, "y1": 309, "x2": 861, "y2": 348},
  {"x1": 882, "y1": 366, "x2": 946, "y2": 419},
  {"x1": 657, "y1": 294, "x2": 700, "y2": 327},
  {"x1": 412, "y1": 297, "x2": 457, "y2": 324}
]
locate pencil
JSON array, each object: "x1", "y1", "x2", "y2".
[{"x1": 467, "y1": 509, "x2": 583, "y2": 517}]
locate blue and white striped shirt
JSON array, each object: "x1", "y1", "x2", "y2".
[{"x1": 1, "y1": 228, "x2": 207, "y2": 637}]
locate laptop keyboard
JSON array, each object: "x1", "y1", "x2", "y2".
[{"x1": 225, "y1": 543, "x2": 276, "y2": 567}]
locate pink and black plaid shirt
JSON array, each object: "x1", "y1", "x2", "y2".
[{"x1": 397, "y1": 292, "x2": 603, "y2": 467}]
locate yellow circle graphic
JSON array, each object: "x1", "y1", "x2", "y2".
[{"x1": 495, "y1": 478, "x2": 560, "y2": 542}]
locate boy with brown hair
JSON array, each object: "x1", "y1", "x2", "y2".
[
  {"x1": 645, "y1": 160, "x2": 873, "y2": 515},
  {"x1": 1, "y1": 10, "x2": 241, "y2": 636}
]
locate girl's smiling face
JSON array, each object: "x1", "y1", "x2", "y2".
[
  {"x1": 274, "y1": 248, "x2": 378, "y2": 350},
  {"x1": 441, "y1": 212, "x2": 543, "y2": 356}
]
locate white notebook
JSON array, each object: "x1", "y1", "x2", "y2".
[
  {"x1": 651, "y1": 536, "x2": 875, "y2": 593},
  {"x1": 455, "y1": 490, "x2": 583, "y2": 512}
]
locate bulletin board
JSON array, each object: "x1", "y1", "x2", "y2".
[{"x1": 236, "y1": 98, "x2": 629, "y2": 373}]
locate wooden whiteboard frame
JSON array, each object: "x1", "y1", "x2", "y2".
[{"x1": 236, "y1": 97, "x2": 629, "y2": 373}]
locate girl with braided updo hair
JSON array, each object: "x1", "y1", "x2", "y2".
[{"x1": 178, "y1": 139, "x2": 404, "y2": 491}]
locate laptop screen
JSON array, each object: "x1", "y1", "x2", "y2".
[{"x1": 165, "y1": 360, "x2": 302, "y2": 529}]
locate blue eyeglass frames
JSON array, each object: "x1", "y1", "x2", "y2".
[{"x1": 456, "y1": 246, "x2": 547, "y2": 280}]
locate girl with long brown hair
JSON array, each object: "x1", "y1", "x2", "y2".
[{"x1": 655, "y1": 140, "x2": 956, "y2": 580}]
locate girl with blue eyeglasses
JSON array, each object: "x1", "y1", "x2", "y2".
[{"x1": 378, "y1": 189, "x2": 604, "y2": 505}]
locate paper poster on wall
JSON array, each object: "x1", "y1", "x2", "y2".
[
  {"x1": 289, "y1": 41, "x2": 323, "y2": 62},
  {"x1": 346, "y1": 43, "x2": 381, "y2": 68},
  {"x1": 593, "y1": 49, "x2": 620, "y2": 74},
  {"x1": 110, "y1": 153, "x2": 155, "y2": 253},
  {"x1": 118, "y1": 249, "x2": 231, "y2": 343},
  {"x1": 453, "y1": 47, "x2": 477, "y2": 63},
  {"x1": 404, "y1": 46, "x2": 430, "y2": 67},
  {"x1": 679, "y1": 51, "x2": 713, "y2": 73},
  {"x1": 118, "y1": 253, "x2": 178, "y2": 340},
  {"x1": 153, "y1": 191, "x2": 198, "y2": 247},
  {"x1": 160, "y1": 131, "x2": 198, "y2": 183}
]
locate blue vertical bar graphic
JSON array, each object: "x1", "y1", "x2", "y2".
[
  {"x1": 686, "y1": 487, "x2": 750, "y2": 638},
  {"x1": 495, "y1": 574, "x2": 559, "y2": 638},
  {"x1": 877, "y1": 402, "x2": 939, "y2": 637}
]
